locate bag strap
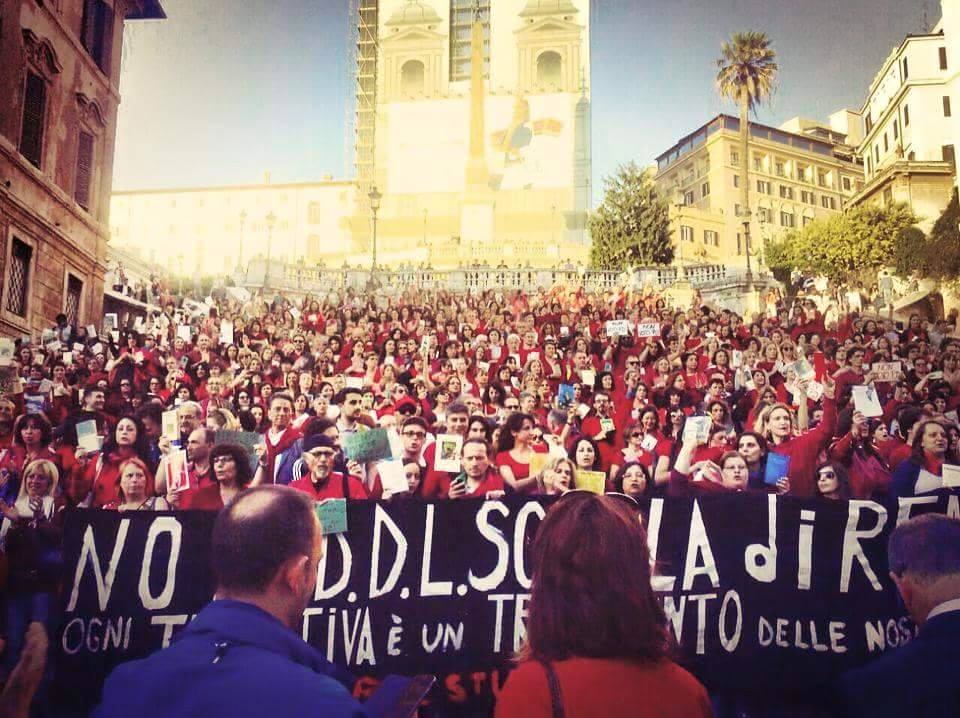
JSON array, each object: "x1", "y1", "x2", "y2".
[{"x1": 539, "y1": 660, "x2": 565, "y2": 718}]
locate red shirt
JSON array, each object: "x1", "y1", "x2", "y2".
[
  {"x1": 289, "y1": 471, "x2": 369, "y2": 500},
  {"x1": 495, "y1": 657, "x2": 711, "y2": 718},
  {"x1": 437, "y1": 467, "x2": 504, "y2": 499}
]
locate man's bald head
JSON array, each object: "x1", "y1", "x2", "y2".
[{"x1": 211, "y1": 486, "x2": 318, "y2": 594}]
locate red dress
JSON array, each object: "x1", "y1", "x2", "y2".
[{"x1": 495, "y1": 657, "x2": 711, "y2": 718}]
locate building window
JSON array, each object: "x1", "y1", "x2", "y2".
[
  {"x1": 821, "y1": 196, "x2": 837, "y2": 210},
  {"x1": 704, "y1": 230, "x2": 719, "y2": 246},
  {"x1": 81, "y1": 0, "x2": 113, "y2": 75},
  {"x1": 779, "y1": 185, "x2": 794, "y2": 200},
  {"x1": 874, "y1": 146, "x2": 880, "y2": 163},
  {"x1": 733, "y1": 175, "x2": 740, "y2": 188},
  {"x1": 74, "y1": 131, "x2": 94, "y2": 211},
  {"x1": 681, "y1": 225, "x2": 694, "y2": 242},
  {"x1": 883, "y1": 133, "x2": 889, "y2": 153},
  {"x1": 943, "y1": 145, "x2": 956, "y2": 171},
  {"x1": 401, "y1": 59, "x2": 426, "y2": 95},
  {"x1": 796, "y1": 164, "x2": 808, "y2": 182},
  {"x1": 65, "y1": 274, "x2": 83, "y2": 326},
  {"x1": 842, "y1": 176, "x2": 852, "y2": 191},
  {"x1": 753, "y1": 156, "x2": 762, "y2": 171},
  {"x1": 308, "y1": 202, "x2": 321, "y2": 224},
  {"x1": 775, "y1": 161, "x2": 785, "y2": 177},
  {"x1": 865, "y1": 114, "x2": 874, "y2": 132},
  {"x1": 734, "y1": 203, "x2": 742, "y2": 217},
  {"x1": 803, "y1": 216, "x2": 814, "y2": 227},
  {"x1": 701, "y1": 181, "x2": 710, "y2": 197},
  {"x1": 6, "y1": 239, "x2": 32, "y2": 318},
  {"x1": 757, "y1": 207, "x2": 771, "y2": 223},
  {"x1": 536, "y1": 51, "x2": 562, "y2": 88},
  {"x1": 756, "y1": 180, "x2": 771, "y2": 194},
  {"x1": 19, "y1": 72, "x2": 46, "y2": 169},
  {"x1": 902, "y1": 56, "x2": 908, "y2": 79},
  {"x1": 893, "y1": 119, "x2": 899, "y2": 140},
  {"x1": 730, "y1": 150, "x2": 739, "y2": 166},
  {"x1": 684, "y1": 190, "x2": 695, "y2": 205},
  {"x1": 818, "y1": 171, "x2": 829, "y2": 188},
  {"x1": 780, "y1": 211, "x2": 796, "y2": 228},
  {"x1": 944, "y1": 96, "x2": 952, "y2": 117},
  {"x1": 940, "y1": 47, "x2": 948, "y2": 70},
  {"x1": 801, "y1": 190, "x2": 815, "y2": 205},
  {"x1": 904, "y1": 104, "x2": 909, "y2": 126}
]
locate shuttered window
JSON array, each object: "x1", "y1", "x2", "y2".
[
  {"x1": 19, "y1": 72, "x2": 46, "y2": 169},
  {"x1": 75, "y1": 132, "x2": 94, "y2": 210},
  {"x1": 6, "y1": 240, "x2": 32, "y2": 318},
  {"x1": 81, "y1": 0, "x2": 113, "y2": 74}
]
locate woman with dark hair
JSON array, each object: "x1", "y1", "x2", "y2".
[
  {"x1": 467, "y1": 415, "x2": 492, "y2": 443},
  {"x1": 0, "y1": 413, "x2": 59, "y2": 497},
  {"x1": 496, "y1": 493, "x2": 711, "y2": 717},
  {"x1": 828, "y1": 409, "x2": 892, "y2": 499},
  {"x1": 891, "y1": 420, "x2": 960, "y2": 498},
  {"x1": 496, "y1": 412, "x2": 547, "y2": 494},
  {"x1": 72, "y1": 415, "x2": 154, "y2": 507},
  {"x1": 814, "y1": 462, "x2": 852, "y2": 500},
  {"x1": 737, "y1": 431, "x2": 769, "y2": 489},
  {"x1": 613, "y1": 461, "x2": 652, "y2": 500},
  {"x1": 188, "y1": 443, "x2": 254, "y2": 510}
]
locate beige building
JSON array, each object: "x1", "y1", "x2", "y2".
[
  {"x1": 654, "y1": 113, "x2": 864, "y2": 269},
  {"x1": 0, "y1": 0, "x2": 164, "y2": 338},
  {"x1": 850, "y1": 1, "x2": 960, "y2": 229},
  {"x1": 110, "y1": 178, "x2": 357, "y2": 274},
  {"x1": 351, "y1": 0, "x2": 593, "y2": 267}
]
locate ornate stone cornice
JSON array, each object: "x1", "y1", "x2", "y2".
[
  {"x1": 21, "y1": 28, "x2": 62, "y2": 80},
  {"x1": 76, "y1": 92, "x2": 108, "y2": 130}
]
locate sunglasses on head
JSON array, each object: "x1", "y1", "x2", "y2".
[{"x1": 558, "y1": 489, "x2": 640, "y2": 508}]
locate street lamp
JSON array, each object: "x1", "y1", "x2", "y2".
[
  {"x1": 369, "y1": 185, "x2": 382, "y2": 272},
  {"x1": 265, "y1": 211, "x2": 276, "y2": 292},
  {"x1": 238, "y1": 210, "x2": 247, "y2": 273}
]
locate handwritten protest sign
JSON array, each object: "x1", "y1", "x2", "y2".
[
  {"x1": 376, "y1": 459, "x2": 410, "y2": 497},
  {"x1": 872, "y1": 361, "x2": 902, "y2": 383},
  {"x1": 165, "y1": 450, "x2": 191, "y2": 494},
  {"x1": 605, "y1": 320, "x2": 631, "y2": 337},
  {"x1": 637, "y1": 322, "x2": 661, "y2": 338},
  {"x1": 315, "y1": 499, "x2": 348, "y2": 535}
]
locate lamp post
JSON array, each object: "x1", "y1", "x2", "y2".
[
  {"x1": 265, "y1": 211, "x2": 276, "y2": 292},
  {"x1": 238, "y1": 210, "x2": 247, "y2": 273},
  {"x1": 369, "y1": 185, "x2": 382, "y2": 273},
  {"x1": 177, "y1": 253, "x2": 184, "y2": 295}
]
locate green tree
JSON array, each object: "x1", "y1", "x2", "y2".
[
  {"x1": 716, "y1": 31, "x2": 778, "y2": 280},
  {"x1": 588, "y1": 162, "x2": 673, "y2": 269},
  {"x1": 894, "y1": 190, "x2": 960, "y2": 281},
  {"x1": 773, "y1": 203, "x2": 917, "y2": 284}
]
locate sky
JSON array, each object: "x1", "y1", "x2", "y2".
[{"x1": 113, "y1": 0, "x2": 935, "y2": 203}]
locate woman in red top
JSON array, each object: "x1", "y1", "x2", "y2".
[
  {"x1": 495, "y1": 492, "x2": 711, "y2": 718},
  {"x1": 188, "y1": 443, "x2": 254, "y2": 510},
  {"x1": 496, "y1": 413, "x2": 548, "y2": 494},
  {"x1": 72, "y1": 416, "x2": 155, "y2": 508}
]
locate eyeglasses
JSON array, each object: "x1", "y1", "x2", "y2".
[
  {"x1": 213, "y1": 456, "x2": 235, "y2": 465},
  {"x1": 402, "y1": 430, "x2": 426, "y2": 439},
  {"x1": 307, "y1": 449, "x2": 336, "y2": 459}
]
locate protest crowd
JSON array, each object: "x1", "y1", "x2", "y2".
[{"x1": 1, "y1": 278, "x2": 960, "y2": 717}]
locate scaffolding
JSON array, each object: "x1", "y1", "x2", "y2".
[
  {"x1": 449, "y1": 0, "x2": 490, "y2": 82},
  {"x1": 354, "y1": 0, "x2": 378, "y2": 195}
]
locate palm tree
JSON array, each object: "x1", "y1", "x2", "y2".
[{"x1": 716, "y1": 31, "x2": 778, "y2": 283}]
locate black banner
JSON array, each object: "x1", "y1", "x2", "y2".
[{"x1": 51, "y1": 494, "x2": 959, "y2": 715}]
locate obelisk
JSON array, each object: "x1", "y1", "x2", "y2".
[{"x1": 459, "y1": 0, "x2": 494, "y2": 257}]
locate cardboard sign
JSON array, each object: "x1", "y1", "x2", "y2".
[
  {"x1": 529, "y1": 452, "x2": 549, "y2": 478},
  {"x1": 641, "y1": 434, "x2": 659, "y2": 453},
  {"x1": 344, "y1": 429, "x2": 393, "y2": 463},
  {"x1": 177, "y1": 325, "x2": 192, "y2": 342},
  {"x1": 219, "y1": 320, "x2": 234, "y2": 346},
  {"x1": 731, "y1": 350, "x2": 743, "y2": 369},
  {"x1": 315, "y1": 498, "x2": 348, "y2": 535},
  {"x1": 165, "y1": 449, "x2": 191, "y2": 494},
  {"x1": 599, "y1": 417, "x2": 615, "y2": 435},
  {"x1": 214, "y1": 430, "x2": 264, "y2": 472},
  {"x1": 104, "y1": 314, "x2": 118, "y2": 334},
  {"x1": 765, "y1": 452, "x2": 791, "y2": 486},
  {"x1": 161, "y1": 410, "x2": 180, "y2": 442},
  {"x1": 805, "y1": 380, "x2": 824, "y2": 402},
  {"x1": 637, "y1": 322, "x2": 661, "y2": 338},
  {"x1": 377, "y1": 459, "x2": 410, "y2": 497},
  {"x1": 605, "y1": 320, "x2": 631, "y2": 337},
  {"x1": 873, "y1": 361, "x2": 902, "y2": 384},
  {"x1": 345, "y1": 376, "x2": 364, "y2": 389},
  {"x1": 433, "y1": 434, "x2": 463, "y2": 474},
  {"x1": 86, "y1": 324, "x2": 98, "y2": 338},
  {"x1": 791, "y1": 359, "x2": 816, "y2": 382},
  {"x1": 683, "y1": 416, "x2": 712, "y2": 444},
  {"x1": 557, "y1": 384, "x2": 575, "y2": 407},
  {"x1": 576, "y1": 469, "x2": 606, "y2": 495},
  {"x1": 24, "y1": 394, "x2": 44, "y2": 413},
  {"x1": 76, "y1": 420, "x2": 100, "y2": 454},
  {"x1": 942, "y1": 464, "x2": 960, "y2": 489},
  {"x1": 852, "y1": 385, "x2": 883, "y2": 418},
  {"x1": 579, "y1": 369, "x2": 596, "y2": 387},
  {"x1": 63, "y1": 352, "x2": 73, "y2": 366},
  {"x1": 576, "y1": 402, "x2": 591, "y2": 419}
]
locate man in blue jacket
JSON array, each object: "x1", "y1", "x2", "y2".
[
  {"x1": 94, "y1": 485, "x2": 365, "y2": 718},
  {"x1": 840, "y1": 513, "x2": 960, "y2": 717}
]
